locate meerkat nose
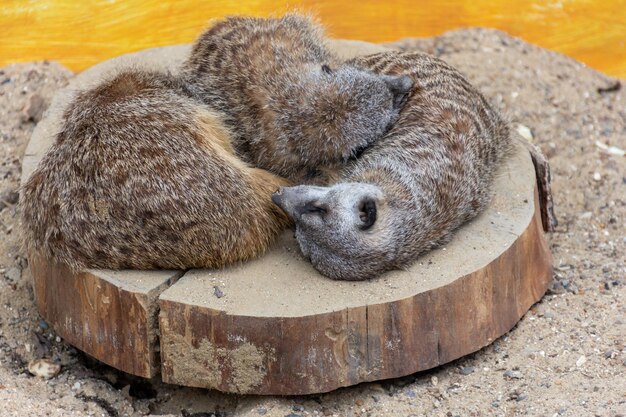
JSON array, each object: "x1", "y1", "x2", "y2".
[{"x1": 271, "y1": 188, "x2": 284, "y2": 206}]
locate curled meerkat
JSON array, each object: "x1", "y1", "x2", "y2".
[
  {"x1": 21, "y1": 71, "x2": 290, "y2": 270},
  {"x1": 273, "y1": 51, "x2": 513, "y2": 280},
  {"x1": 183, "y1": 14, "x2": 413, "y2": 182}
]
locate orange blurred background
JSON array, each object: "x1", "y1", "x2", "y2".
[{"x1": 1, "y1": 0, "x2": 625, "y2": 77}]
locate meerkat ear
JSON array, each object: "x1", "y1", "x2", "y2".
[
  {"x1": 384, "y1": 75, "x2": 414, "y2": 109},
  {"x1": 357, "y1": 197, "x2": 377, "y2": 230}
]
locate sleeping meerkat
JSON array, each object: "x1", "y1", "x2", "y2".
[
  {"x1": 182, "y1": 14, "x2": 413, "y2": 182},
  {"x1": 272, "y1": 51, "x2": 513, "y2": 281},
  {"x1": 21, "y1": 70, "x2": 291, "y2": 271}
]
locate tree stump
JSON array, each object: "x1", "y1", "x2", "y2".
[{"x1": 22, "y1": 42, "x2": 553, "y2": 395}]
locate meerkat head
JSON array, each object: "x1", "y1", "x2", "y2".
[
  {"x1": 311, "y1": 64, "x2": 413, "y2": 153},
  {"x1": 272, "y1": 183, "x2": 398, "y2": 280},
  {"x1": 275, "y1": 65, "x2": 413, "y2": 167}
]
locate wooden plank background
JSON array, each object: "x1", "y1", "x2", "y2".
[{"x1": 1, "y1": 0, "x2": 625, "y2": 78}]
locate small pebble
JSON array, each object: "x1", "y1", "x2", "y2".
[
  {"x1": 0, "y1": 189, "x2": 19, "y2": 209},
  {"x1": 516, "y1": 124, "x2": 534, "y2": 142},
  {"x1": 503, "y1": 370, "x2": 523, "y2": 379},
  {"x1": 292, "y1": 405, "x2": 304, "y2": 412},
  {"x1": 21, "y1": 93, "x2": 46, "y2": 123},
  {"x1": 576, "y1": 355, "x2": 587, "y2": 367},
  {"x1": 213, "y1": 286, "x2": 224, "y2": 298},
  {"x1": 595, "y1": 140, "x2": 625, "y2": 156},
  {"x1": 593, "y1": 172, "x2": 601, "y2": 182},
  {"x1": 256, "y1": 407, "x2": 267, "y2": 415},
  {"x1": 28, "y1": 358, "x2": 61, "y2": 379},
  {"x1": 4, "y1": 267, "x2": 21, "y2": 282},
  {"x1": 459, "y1": 366, "x2": 475, "y2": 375},
  {"x1": 38, "y1": 320, "x2": 49, "y2": 330}
]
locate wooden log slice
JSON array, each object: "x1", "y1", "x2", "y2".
[
  {"x1": 23, "y1": 42, "x2": 552, "y2": 393},
  {"x1": 29, "y1": 259, "x2": 182, "y2": 377}
]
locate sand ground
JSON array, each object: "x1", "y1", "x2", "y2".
[{"x1": 0, "y1": 28, "x2": 624, "y2": 417}]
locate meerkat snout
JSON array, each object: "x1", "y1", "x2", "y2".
[
  {"x1": 271, "y1": 188, "x2": 286, "y2": 211},
  {"x1": 273, "y1": 183, "x2": 390, "y2": 281},
  {"x1": 273, "y1": 183, "x2": 383, "y2": 231},
  {"x1": 272, "y1": 185, "x2": 327, "y2": 220}
]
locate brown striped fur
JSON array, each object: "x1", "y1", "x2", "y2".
[
  {"x1": 273, "y1": 52, "x2": 513, "y2": 280},
  {"x1": 21, "y1": 71, "x2": 290, "y2": 271},
  {"x1": 182, "y1": 14, "x2": 413, "y2": 182}
]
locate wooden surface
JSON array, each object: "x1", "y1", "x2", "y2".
[
  {"x1": 24, "y1": 43, "x2": 553, "y2": 395},
  {"x1": 30, "y1": 257, "x2": 182, "y2": 377},
  {"x1": 1, "y1": 0, "x2": 625, "y2": 78}
]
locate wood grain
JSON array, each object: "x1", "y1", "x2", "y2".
[
  {"x1": 1, "y1": 0, "x2": 624, "y2": 78},
  {"x1": 29, "y1": 257, "x2": 182, "y2": 377}
]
